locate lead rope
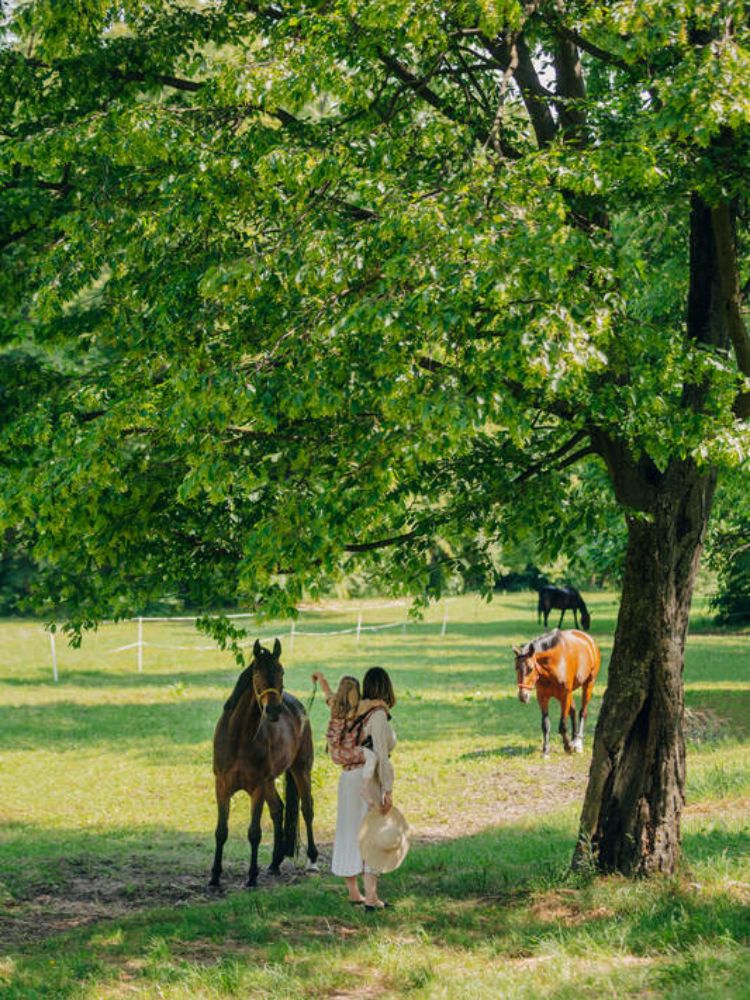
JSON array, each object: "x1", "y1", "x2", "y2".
[{"x1": 304, "y1": 679, "x2": 318, "y2": 721}]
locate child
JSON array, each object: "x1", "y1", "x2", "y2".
[{"x1": 311, "y1": 672, "x2": 381, "y2": 774}]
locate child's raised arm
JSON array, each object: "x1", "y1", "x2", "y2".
[{"x1": 311, "y1": 671, "x2": 333, "y2": 699}]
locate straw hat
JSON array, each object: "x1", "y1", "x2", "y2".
[{"x1": 358, "y1": 806, "x2": 410, "y2": 874}]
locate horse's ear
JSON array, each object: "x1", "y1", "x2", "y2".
[
  {"x1": 273, "y1": 637, "x2": 282, "y2": 660},
  {"x1": 253, "y1": 639, "x2": 262, "y2": 659},
  {"x1": 512, "y1": 645, "x2": 521, "y2": 656}
]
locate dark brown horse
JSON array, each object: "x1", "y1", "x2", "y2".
[
  {"x1": 210, "y1": 638, "x2": 318, "y2": 888},
  {"x1": 537, "y1": 584, "x2": 591, "y2": 630},
  {"x1": 512, "y1": 629, "x2": 601, "y2": 755}
]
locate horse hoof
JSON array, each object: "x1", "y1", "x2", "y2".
[
  {"x1": 268, "y1": 865, "x2": 281, "y2": 877},
  {"x1": 208, "y1": 880, "x2": 222, "y2": 892},
  {"x1": 305, "y1": 861, "x2": 320, "y2": 874},
  {"x1": 573, "y1": 740, "x2": 583, "y2": 753}
]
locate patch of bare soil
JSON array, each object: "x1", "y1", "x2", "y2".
[
  {"x1": 528, "y1": 890, "x2": 614, "y2": 925},
  {"x1": 418, "y1": 752, "x2": 589, "y2": 841},
  {"x1": 684, "y1": 708, "x2": 731, "y2": 743},
  {"x1": 0, "y1": 851, "x2": 333, "y2": 951}
]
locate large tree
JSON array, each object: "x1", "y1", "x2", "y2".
[{"x1": 2, "y1": 1, "x2": 749, "y2": 874}]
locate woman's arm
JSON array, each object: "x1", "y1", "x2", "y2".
[{"x1": 368, "y1": 711, "x2": 395, "y2": 806}]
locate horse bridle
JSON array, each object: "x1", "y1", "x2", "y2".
[{"x1": 253, "y1": 676, "x2": 282, "y2": 709}]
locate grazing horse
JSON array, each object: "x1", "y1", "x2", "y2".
[
  {"x1": 537, "y1": 584, "x2": 591, "y2": 631},
  {"x1": 512, "y1": 629, "x2": 601, "y2": 755},
  {"x1": 210, "y1": 638, "x2": 318, "y2": 888}
]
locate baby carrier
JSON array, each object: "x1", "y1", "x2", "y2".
[{"x1": 326, "y1": 707, "x2": 377, "y2": 768}]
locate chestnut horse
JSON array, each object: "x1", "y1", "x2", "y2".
[
  {"x1": 512, "y1": 629, "x2": 600, "y2": 755},
  {"x1": 210, "y1": 638, "x2": 318, "y2": 888}
]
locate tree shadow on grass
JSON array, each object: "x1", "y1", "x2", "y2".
[
  {"x1": 0, "y1": 699, "x2": 218, "y2": 752},
  {"x1": 5, "y1": 687, "x2": 747, "y2": 761},
  {"x1": 2, "y1": 819, "x2": 750, "y2": 999},
  {"x1": 458, "y1": 745, "x2": 537, "y2": 761},
  {"x1": 0, "y1": 686, "x2": 605, "y2": 753},
  {"x1": 0, "y1": 668, "x2": 238, "y2": 690}
]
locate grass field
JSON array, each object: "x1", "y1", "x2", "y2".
[{"x1": 1, "y1": 593, "x2": 749, "y2": 999}]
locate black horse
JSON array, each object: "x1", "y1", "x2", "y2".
[{"x1": 537, "y1": 585, "x2": 591, "y2": 631}]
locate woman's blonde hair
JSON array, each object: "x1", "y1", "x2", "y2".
[{"x1": 330, "y1": 675, "x2": 361, "y2": 720}]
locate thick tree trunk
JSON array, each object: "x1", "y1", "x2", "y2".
[{"x1": 574, "y1": 458, "x2": 716, "y2": 874}]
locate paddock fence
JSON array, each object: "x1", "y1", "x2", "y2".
[{"x1": 42, "y1": 600, "x2": 453, "y2": 682}]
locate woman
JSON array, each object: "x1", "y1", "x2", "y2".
[
  {"x1": 359, "y1": 666, "x2": 397, "y2": 911},
  {"x1": 316, "y1": 665, "x2": 397, "y2": 909}
]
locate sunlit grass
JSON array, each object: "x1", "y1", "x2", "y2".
[{"x1": 1, "y1": 593, "x2": 748, "y2": 998}]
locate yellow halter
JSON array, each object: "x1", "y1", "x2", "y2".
[{"x1": 253, "y1": 677, "x2": 282, "y2": 708}]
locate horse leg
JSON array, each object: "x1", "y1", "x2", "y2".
[
  {"x1": 558, "y1": 608, "x2": 566, "y2": 629},
  {"x1": 568, "y1": 703, "x2": 578, "y2": 751},
  {"x1": 573, "y1": 607, "x2": 579, "y2": 628},
  {"x1": 537, "y1": 690, "x2": 551, "y2": 756},
  {"x1": 558, "y1": 691, "x2": 573, "y2": 754},
  {"x1": 291, "y1": 762, "x2": 319, "y2": 872},
  {"x1": 247, "y1": 786, "x2": 264, "y2": 888},
  {"x1": 265, "y1": 781, "x2": 285, "y2": 875},
  {"x1": 573, "y1": 680, "x2": 594, "y2": 752},
  {"x1": 210, "y1": 783, "x2": 231, "y2": 888}
]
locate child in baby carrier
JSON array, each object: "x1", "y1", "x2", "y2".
[{"x1": 312, "y1": 672, "x2": 384, "y2": 774}]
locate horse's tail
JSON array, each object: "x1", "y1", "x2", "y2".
[{"x1": 283, "y1": 770, "x2": 300, "y2": 858}]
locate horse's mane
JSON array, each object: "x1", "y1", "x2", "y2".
[
  {"x1": 223, "y1": 663, "x2": 255, "y2": 712},
  {"x1": 526, "y1": 629, "x2": 562, "y2": 654}
]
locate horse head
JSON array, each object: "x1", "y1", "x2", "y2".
[
  {"x1": 252, "y1": 638, "x2": 284, "y2": 721},
  {"x1": 512, "y1": 642, "x2": 539, "y2": 704}
]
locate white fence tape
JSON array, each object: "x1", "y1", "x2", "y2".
[{"x1": 46, "y1": 600, "x2": 450, "y2": 680}]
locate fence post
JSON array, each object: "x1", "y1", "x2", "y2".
[
  {"x1": 137, "y1": 616, "x2": 143, "y2": 673},
  {"x1": 356, "y1": 612, "x2": 363, "y2": 644},
  {"x1": 49, "y1": 630, "x2": 58, "y2": 683},
  {"x1": 290, "y1": 619, "x2": 296, "y2": 654},
  {"x1": 440, "y1": 602, "x2": 448, "y2": 638}
]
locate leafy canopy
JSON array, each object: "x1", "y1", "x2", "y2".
[{"x1": 1, "y1": 0, "x2": 749, "y2": 633}]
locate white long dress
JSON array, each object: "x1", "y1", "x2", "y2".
[{"x1": 331, "y1": 766, "x2": 368, "y2": 877}]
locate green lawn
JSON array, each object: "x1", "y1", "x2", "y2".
[{"x1": 1, "y1": 594, "x2": 749, "y2": 999}]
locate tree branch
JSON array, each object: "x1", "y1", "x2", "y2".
[
  {"x1": 711, "y1": 203, "x2": 750, "y2": 378},
  {"x1": 376, "y1": 49, "x2": 468, "y2": 128},
  {"x1": 112, "y1": 69, "x2": 202, "y2": 92},
  {"x1": 344, "y1": 530, "x2": 420, "y2": 553},
  {"x1": 552, "y1": 35, "x2": 587, "y2": 143},
  {"x1": 551, "y1": 24, "x2": 633, "y2": 73},
  {"x1": 511, "y1": 35, "x2": 558, "y2": 147},
  {"x1": 513, "y1": 429, "x2": 590, "y2": 485}
]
